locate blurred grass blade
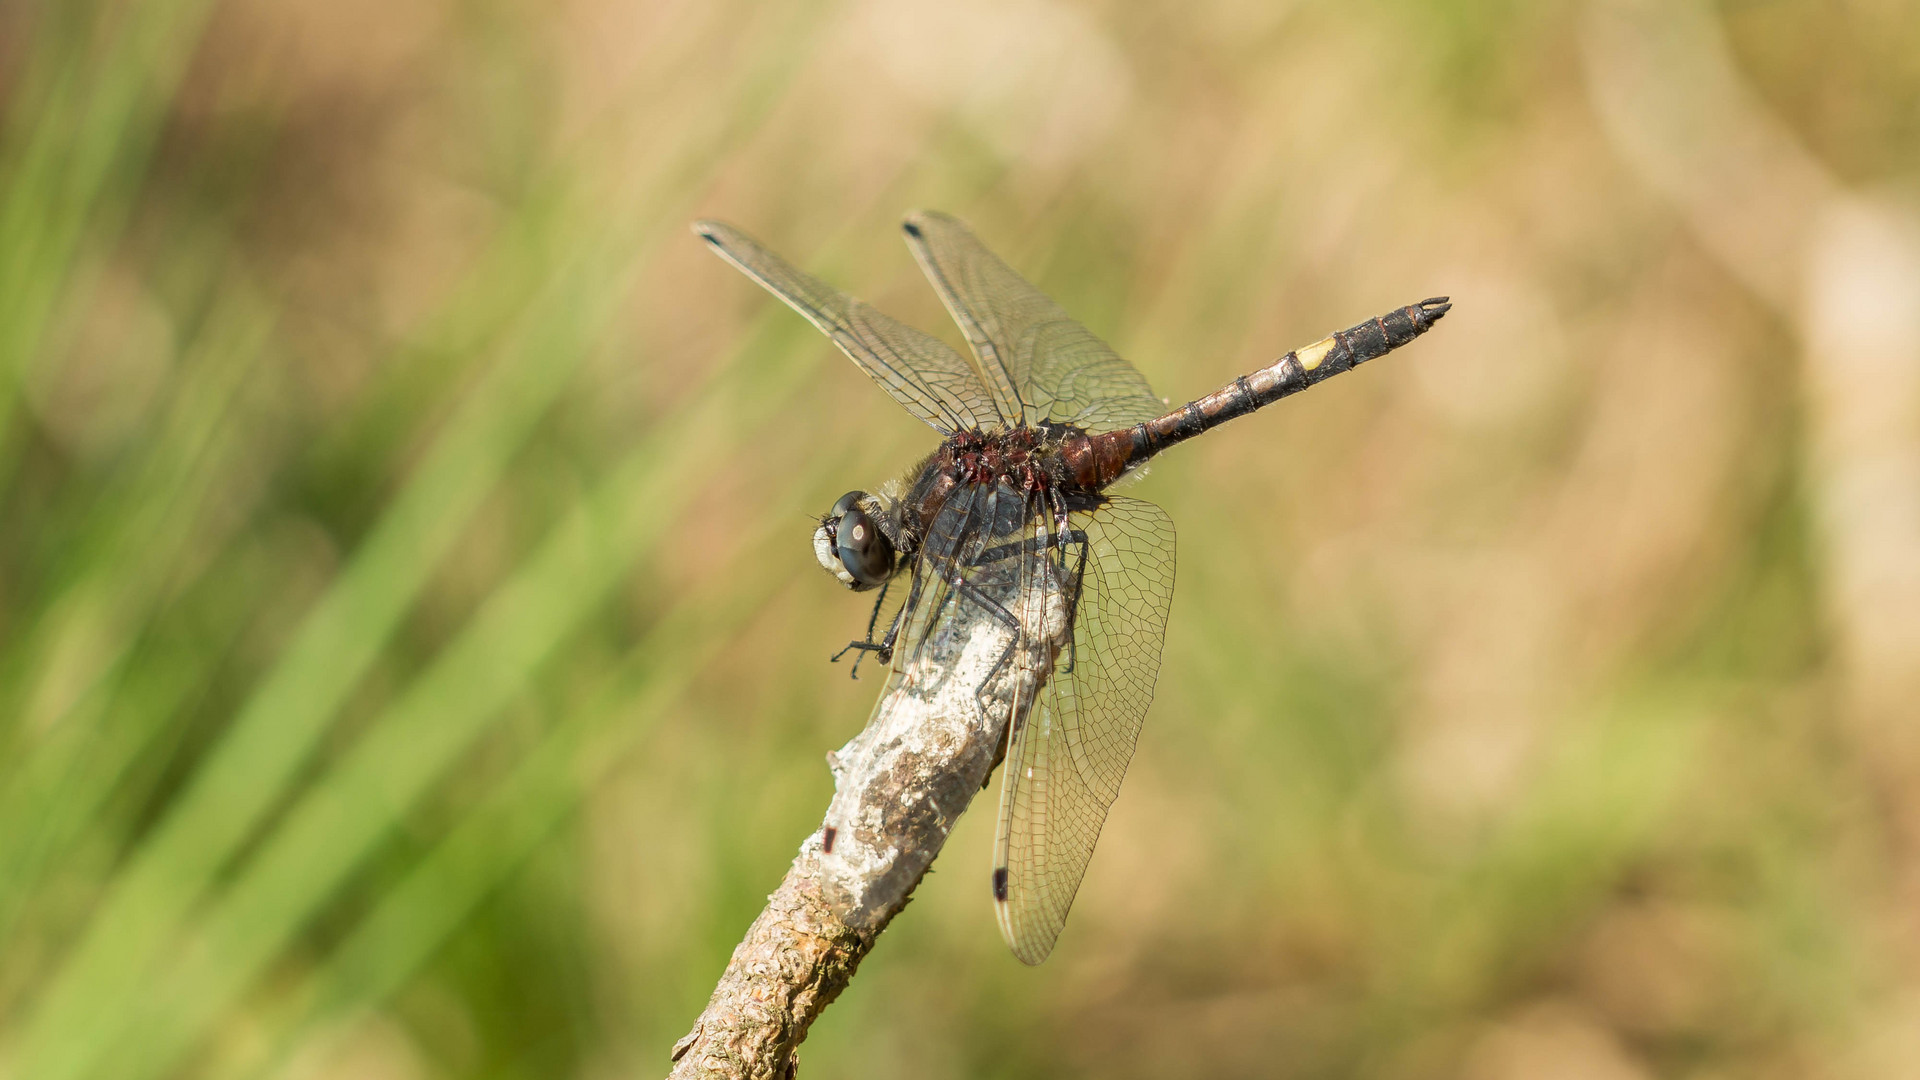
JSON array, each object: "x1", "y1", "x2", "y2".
[
  {"x1": 7, "y1": 4, "x2": 833, "y2": 1073},
  {"x1": 6, "y1": 223, "x2": 623, "y2": 1080},
  {"x1": 217, "y1": 516, "x2": 804, "y2": 1080},
  {"x1": 86, "y1": 311, "x2": 823, "y2": 1080},
  {"x1": 0, "y1": 283, "x2": 272, "y2": 943},
  {"x1": 0, "y1": 0, "x2": 219, "y2": 462}
]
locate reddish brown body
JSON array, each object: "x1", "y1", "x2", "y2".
[{"x1": 890, "y1": 425, "x2": 1080, "y2": 556}]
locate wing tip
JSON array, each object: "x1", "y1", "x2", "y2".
[
  {"x1": 690, "y1": 219, "x2": 727, "y2": 247},
  {"x1": 992, "y1": 866, "x2": 1059, "y2": 966},
  {"x1": 1003, "y1": 928, "x2": 1053, "y2": 967}
]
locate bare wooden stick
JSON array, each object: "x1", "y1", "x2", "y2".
[{"x1": 668, "y1": 561, "x2": 1067, "y2": 1079}]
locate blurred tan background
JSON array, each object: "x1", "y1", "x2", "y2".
[{"x1": 2, "y1": 0, "x2": 1918, "y2": 1077}]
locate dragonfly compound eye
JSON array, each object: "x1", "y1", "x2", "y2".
[
  {"x1": 829, "y1": 490, "x2": 865, "y2": 521},
  {"x1": 834, "y1": 506, "x2": 894, "y2": 590}
]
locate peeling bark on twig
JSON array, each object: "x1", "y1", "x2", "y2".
[{"x1": 668, "y1": 563, "x2": 1067, "y2": 1079}]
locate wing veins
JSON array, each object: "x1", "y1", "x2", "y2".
[
  {"x1": 695, "y1": 220, "x2": 996, "y2": 434},
  {"x1": 991, "y1": 495, "x2": 1175, "y2": 964}
]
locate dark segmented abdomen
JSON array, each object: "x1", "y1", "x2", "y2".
[{"x1": 1061, "y1": 297, "x2": 1450, "y2": 488}]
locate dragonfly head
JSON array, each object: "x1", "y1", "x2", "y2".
[{"x1": 815, "y1": 490, "x2": 896, "y2": 591}]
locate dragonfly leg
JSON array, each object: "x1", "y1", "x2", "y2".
[
  {"x1": 942, "y1": 568, "x2": 1029, "y2": 724},
  {"x1": 859, "y1": 577, "x2": 893, "y2": 641},
  {"x1": 831, "y1": 639, "x2": 889, "y2": 679},
  {"x1": 830, "y1": 575, "x2": 909, "y2": 678},
  {"x1": 1052, "y1": 522, "x2": 1090, "y2": 676}
]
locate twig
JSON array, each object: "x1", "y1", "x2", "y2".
[{"x1": 668, "y1": 559, "x2": 1068, "y2": 1079}]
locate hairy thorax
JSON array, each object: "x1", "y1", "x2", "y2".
[{"x1": 897, "y1": 425, "x2": 1083, "y2": 535}]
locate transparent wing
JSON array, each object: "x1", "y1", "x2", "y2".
[
  {"x1": 992, "y1": 495, "x2": 1176, "y2": 964},
  {"x1": 903, "y1": 210, "x2": 1167, "y2": 434},
  {"x1": 696, "y1": 220, "x2": 1004, "y2": 434}
]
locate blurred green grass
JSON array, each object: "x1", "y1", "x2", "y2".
[{"x1": 0, "y1": 1, "x2": 1914, "y2": 1078}]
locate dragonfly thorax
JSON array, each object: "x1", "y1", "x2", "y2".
[{"x1": 942, "y1": 425, "x2": 1066, "y2": 497}]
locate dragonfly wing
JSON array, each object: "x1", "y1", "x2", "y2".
[
  {"x1": 696, "y1": 220, "x2": 1004, "y2": 434},
  {"x1": 903, "y1": 210, "x2": 1167, "y2": 434},
  {"x1": 992, "y1": 495, "x2": 1176, "y2": 964}
]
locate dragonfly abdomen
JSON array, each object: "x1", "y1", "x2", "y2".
[{"x1": 1064, "y1": 296, "x2": 1450, "y2": 488}]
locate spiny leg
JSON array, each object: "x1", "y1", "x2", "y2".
[
  {"x1": 831, "y1": 575, "x2": 902, "y2": 679},
  {"x1": 944, "y1": 565, "x2": 1025, "y2": 720},
  {"x1": 859, "y1": 576, "x2": 892, "y2": 641}
]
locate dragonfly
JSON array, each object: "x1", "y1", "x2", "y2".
[{"x1": 695, "y1": 211, "x2": 1447, "y2": 964}]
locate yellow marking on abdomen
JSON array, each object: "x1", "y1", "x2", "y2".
[{"x1": 1296, "y1": 335, "x2": 1336, "y2": 372}]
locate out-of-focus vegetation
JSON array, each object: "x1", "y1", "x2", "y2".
[{"x1": 2, "y1": 0, "x2": 1918, "y2": 1077}]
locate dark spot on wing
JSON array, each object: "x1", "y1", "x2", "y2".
[
  {"x1": 823, "y1": 826, "x2": 837, "y2": 854},
  {"x1": 992, "y1": 866, "x2": 1008, "y2": 901},
  {"x1": 903, "y1": 219, "x2": 923, "y2": 238}
]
